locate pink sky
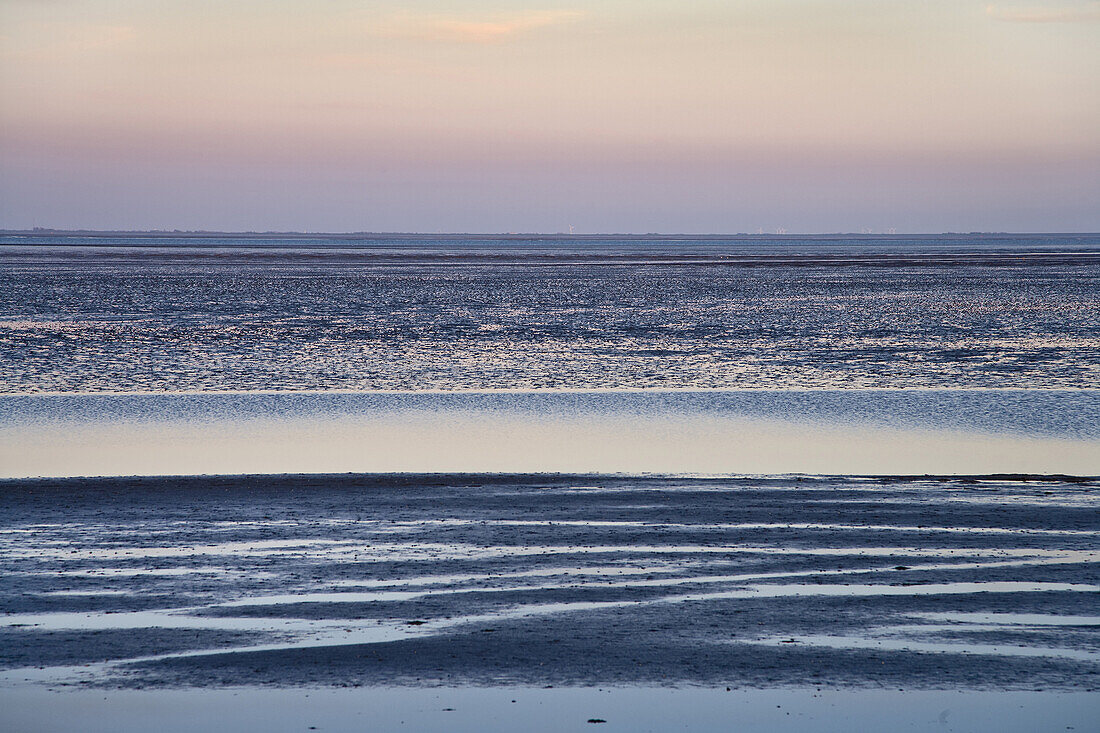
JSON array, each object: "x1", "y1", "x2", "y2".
[{"x1": 2, "y1": 0, "x2": 1098, "y2": 232}]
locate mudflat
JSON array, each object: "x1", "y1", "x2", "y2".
[{"x1": 2, "y1": 473, "x2": 1096, "y2": 695}]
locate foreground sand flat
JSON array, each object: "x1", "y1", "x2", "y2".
[{"x1": 1, "y1": 473, "x2": 1096, "y2": 696}]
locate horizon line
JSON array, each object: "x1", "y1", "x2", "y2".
[{"x1": 4, "y1": 229, "x2": 1100, "y2": 239}]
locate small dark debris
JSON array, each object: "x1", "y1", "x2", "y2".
[
  {"x1": 405, "y1": 620, "x2": 425, "y2": 626},
  {"x1": 587, "y1": 719, "x2": 607, "y2": 724}
]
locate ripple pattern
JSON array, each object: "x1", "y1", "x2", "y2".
[{"x1": 2, "y1": 474, "x2": 1097, "y2": 689}]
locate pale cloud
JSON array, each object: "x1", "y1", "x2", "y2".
[
  {"x1": 372, "y1": 9, "x2": 584, "y2": 44},
  {"x1": 985, "y1": 1, "x2": 1100, "y2": 22}
]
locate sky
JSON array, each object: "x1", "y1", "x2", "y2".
[{"x1": 1, "y1": 0, "x2": 1098, "y2": 233}]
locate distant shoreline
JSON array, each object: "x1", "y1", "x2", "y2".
[
  {"x1": 5, "y1": 230, "x2": 1095, "y2": 240},
  {"x1": 2, "y1": 472, "x2": 1096, "y2": 488}
]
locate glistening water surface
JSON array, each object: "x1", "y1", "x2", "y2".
[{"x1": 2, "y1": 234, "x2": 1098, "y2": 392}]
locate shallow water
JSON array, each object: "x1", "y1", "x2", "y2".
[
  {"x1": 2, "y1": 687, "x2": 1096, "y2": 733},
  {"x1": 1, "y1": 390, "x2": 1098, "y2": 477},
  {"x1": 3, "y1": 234, "x2": 1099, "y2": 393},
  {"x1": 4, "y1": 235, "x2": 1098, "y2": 475}
]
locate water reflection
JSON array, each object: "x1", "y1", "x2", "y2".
[{"x1": 0, "y1": 391, "x2": 1097, "y2": 478}]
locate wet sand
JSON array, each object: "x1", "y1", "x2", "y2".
[{"x1": 1, "y1": 473, "x2": 1096, "y2": 712}]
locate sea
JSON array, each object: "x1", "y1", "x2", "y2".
[
  {"x1": 1, "y1": 233, "x2": 1098, "y2": 394},
  {"x1": 1, "y1": 233, "x2": 1098, "y2": 731},
  {"x1": 1, "y1": 233, "x2": 1098, "y2": 477}
]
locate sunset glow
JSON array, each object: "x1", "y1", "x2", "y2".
[{"x1": 2, "y1": 0, "x2": 1097, "y2": 232}]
